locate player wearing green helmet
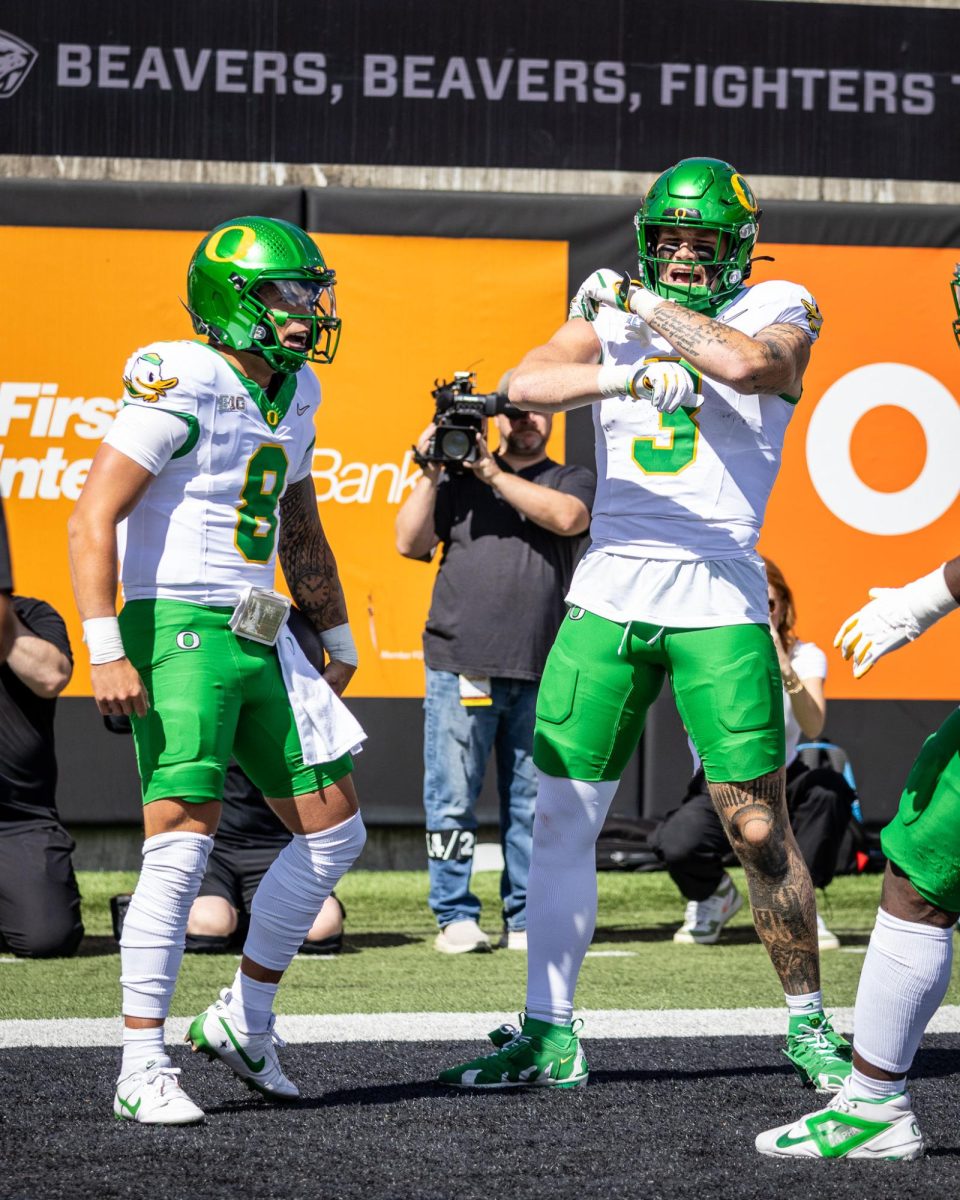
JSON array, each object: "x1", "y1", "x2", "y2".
[
  {"x1": 634, "y1": 157, "x2": 761, "y2": 314},
  {"x1": 756, "y1": 265, "x2": 960, "y2": 1162},
  {"x1": 187, "y1": 216, "x2": 341, "y2": 375},
  {"x1": 439, "y1": 157, "x2": 849, "y2": 1098},
  {"x1": 69, "y1": 216, "x2": 367, "y2": 1125}
]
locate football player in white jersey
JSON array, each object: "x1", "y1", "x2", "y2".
[
  {"x1": 68, "y1": 217, "x2": 368, "y2": 1124},
  {"x1": 756, "y1": 269, "x2": 960, "y2": 1160},
  {"x1": 440, "y1": 157, "x2": 849, "y2": 1094}
]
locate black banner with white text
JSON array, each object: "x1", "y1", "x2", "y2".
[{"x1": 0, "y1": 0, "x2": 957, "y2": 181}]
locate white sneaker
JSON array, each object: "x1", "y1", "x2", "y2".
[
  {"x1": 756, "y1": 1078, "x2": 923, "y2": 1160},
  {"x1": 186, "y1": 988, "x2": 299, "y2": 1101},
  {"x1": 817, "y1": 911, "x2": 841, "y2": 951},
  {"x1": 113, "y1": 1064, "x2": 205, "y2": 1125},
  {"x1": 434, "y1": 919, "x2": 492, "y2": 954},
  {"x1": 673, "y1": 874, "x2": 743, "y2": 944},
  {"x1": 497, "y1": 929, "x2": 527, "y2": 951}
]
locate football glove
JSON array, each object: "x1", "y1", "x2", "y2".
[
  {"x1": 834, "y1": 565, "x2": 958, "y2": 678},
  {"x1": 569, "y1": 269, "x2": 621, "y2": 322},
  {"x1": 634, "y1": 362, "x2": 702, "y2": 414}
]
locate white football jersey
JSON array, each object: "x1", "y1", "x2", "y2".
[
  {"x1": 107, "y1": 340, "x2": 320, "y2": 605},
  {"x1": 588, "y1": 280, "x2": 821, "y2": 561}
]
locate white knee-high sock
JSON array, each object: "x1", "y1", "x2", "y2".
[
  {"x1": 242, "y1": 811, "x2": 366, "y2": 975},
  {"x1": 120, "y1": 831, "x2": 213, "y2": 1020},
  {"x1": 525, "y1": 773, "x2": 618, "y2": 1026},
  {"x1": 853, "y1": 906, "x2": 954, "y2": 1076}
]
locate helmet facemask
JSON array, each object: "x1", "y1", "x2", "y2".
[
  {"x1": 637, "y1": 219, "x2": 756, "y2": 312},
  {"x1": 244, "y1": 274, "x2": 340, "y2": 374}
]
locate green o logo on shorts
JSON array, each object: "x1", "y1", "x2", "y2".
[{"x1": 176, "y1": 631, "x2": 201, "y2": 650}]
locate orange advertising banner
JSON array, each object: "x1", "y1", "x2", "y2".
[
  {"x1": 0, "y1": 229, "x2": 956, "y2": 701},
  {"x1": 0, "y1": 226, "x2": 568, "y2": 699},
  {"x1": 755, "y1": 244, "x2": 958, "y2": 701}
]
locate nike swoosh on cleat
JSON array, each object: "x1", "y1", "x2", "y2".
[
  {"x1": 117, "y1": 1095, "x2": 141, "y2": 1117},
  {"x1": 218, "y1": 1017, "x2": 266, "y2": 1073},
  {"x1": 559, "y1": 1055, "x2": 574, "y2": 1064},
  {"x1": 776, "y1": 1130, "x2": 813, "y2": 1148}
]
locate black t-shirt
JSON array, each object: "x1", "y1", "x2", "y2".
[
  {"x1": 0, "y1": 500, "x2": 12, "y2": 592},
  {"x1": 423, "y1": 456, "x2": 596, "y2": 680},
  {"x1": 0, "y1": 597, "x2": 73, "y2": 830},
  {"x1": 217, "y1": 761, "x2": 292, "y2": 848}
]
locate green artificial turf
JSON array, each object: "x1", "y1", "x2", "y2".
[{"x1": 2, "y1": 867, "x2": 957, "y2": 1021}]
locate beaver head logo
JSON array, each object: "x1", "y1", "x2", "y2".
[{"x1": 0, "y1": 31, "x2": 38, "y2": 100}]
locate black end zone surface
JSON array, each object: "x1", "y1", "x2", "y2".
[{"x1": 2, "y1": 1037, "x2": 959, "y2": 1199}]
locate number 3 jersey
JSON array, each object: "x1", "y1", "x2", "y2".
[
  {"x1": 568, "y1": 279, "x2": 823, "y2": 627},
  {"x1": 104, "y1": 340, "x2": 320, "y2": 606}
]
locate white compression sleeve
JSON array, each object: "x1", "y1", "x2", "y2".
[
  {"x1": 119, "y1": 831, "x2": 213, "y2": 1019},
  {"x1": 243, "y1": 811, "x2": 366, "y2": 973},
  {"x1": 525, "y1": 772, "x2": 619, "y2": 1026},
  {"x1": 853, "y1": 906, "x2": 954, "y2": 1076}
]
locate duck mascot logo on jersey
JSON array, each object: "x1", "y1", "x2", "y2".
[{"x1": 123, "y1": 352, "x2": 180, "y2": 402}]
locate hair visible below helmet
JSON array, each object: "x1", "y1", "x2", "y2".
[
  {"x1": 635, "y1": 157, "x2": 761, "y2": 314},
  {"x1": 952, "y1": 263, "x2": 960, "y2": 350},
  {"x1": 186, "y1": 216, "x2": 341, "y2": 374},
  {"x1": 762, "y1": 556, "x2": 798, "y2": 654}
]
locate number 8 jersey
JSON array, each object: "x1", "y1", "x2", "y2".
[{"x1": 104, "y1": 340, "x2": 320, "y2": 606}]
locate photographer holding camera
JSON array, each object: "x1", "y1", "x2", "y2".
[{"x1": 396, "y1": 371, "x2": 595, "y2": 953}]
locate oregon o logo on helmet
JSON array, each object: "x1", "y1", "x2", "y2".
[
  {"x1": 176, "y1": 631, "x2": 201, "y2": 650},
  {"x1": 806, "y1": 363, "x2": 959, "y2": 536},
  {"x1": 730, "y1": 174, "x2": 758, "y2": 213},
  {"x1": 206, "y1": 225, "x2": 257, "y2": 264}
]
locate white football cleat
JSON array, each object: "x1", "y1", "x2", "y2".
[
  {"x1": 756, "y1": 1079, "x2": 924, "y2": 1160},
  {"x1": 186, "y1": 988, "x2": 299, "y2": 1101},
  {"x1": 113, "y1": 1064, "x2": 205, "y2": 1125},
  {"x1": 673, "y1": 873, "x2": 743, "y2": 944}
]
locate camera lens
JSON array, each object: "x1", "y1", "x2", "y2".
[{"x1": 438, "y1": 428, "x2": 473, "y2": 461}]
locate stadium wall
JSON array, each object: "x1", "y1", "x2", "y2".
[{"x1": 1, "y1": 181, "x2": 956, "y2": 843}]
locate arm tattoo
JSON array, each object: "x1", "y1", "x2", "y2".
[
  {"x1": 708, "y1": 770, "x2": 819, "y2": 994},
  {"x1": 648, "y1": 305, "x2": 732, "y2": 358},
  {"x1": 278, "y1": 476, "x2": 348, "y2": 630}
]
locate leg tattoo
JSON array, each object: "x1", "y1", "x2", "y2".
[{"x1": 709, "y1": 769, "x2": 820, "y2": 994}]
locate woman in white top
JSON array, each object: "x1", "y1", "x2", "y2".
[{"x1": 652, "y1": 557, "x2": 858, "y2": 948}]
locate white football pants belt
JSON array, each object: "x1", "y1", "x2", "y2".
[{"x1": 276, "y1": 625, "x2": 366, "y2": 765}]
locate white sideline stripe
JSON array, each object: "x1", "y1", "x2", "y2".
[{"x1": 5, "y1": 1006, "x2": 960, "y2": 1048}]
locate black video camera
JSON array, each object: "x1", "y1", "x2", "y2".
[{"x1": 417, "y1": 371, "x2": 521, "y2": 471}]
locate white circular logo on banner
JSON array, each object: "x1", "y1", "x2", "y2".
[{"x1": 806, "y1": 363, "x2": 960, "y2": 536}]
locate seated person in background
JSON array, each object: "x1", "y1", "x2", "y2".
[
  {"x1": 0, "y1": 594, "x2": 83, "y2": 958},
  {"x1": 651, "y1": 558, "x2": 856, "y2": 949},
  {"x1": 186, "y1": 761, "x2": 345, "y2": 955}
]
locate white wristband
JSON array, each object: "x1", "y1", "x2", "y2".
[
  {"x1": 628, "y1": 288, "x2": 668, "y2": 322},
  {"x1": 83, "y1": 616, "x2": 126, "y2": 665},
  {"x1": 319, "y1": 622, "x2": 358, "y2": 667},
  {"x1": 597, "y1": 365, "x2": 634, "y2": 398},
  {"x1": 903, "y1": 565, "x2": 959, "y2": 630}
]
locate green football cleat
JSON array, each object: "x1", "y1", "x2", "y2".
[
  {"x1": 783, "y1": 1012, "x2": 852, "y2": 1093},
  {"x1": 756, "y1": 1079, "x2": 924, "y2": 1160},
  {"x1": 438, "y1": 1015, "x2": 588, "y2": 1090}
]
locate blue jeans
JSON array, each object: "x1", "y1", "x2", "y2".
[{"x1": 423, "y1": 667, "x2": 537, "y2": 931}]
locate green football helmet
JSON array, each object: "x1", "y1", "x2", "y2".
[
  {"x1": 187, "y1": 216, "x2": 341, "y2": 374},
  {"x1": 952, "y1": 263, "x2": 960, "y2": 350},
  {"x1": 634, "y1": 157, "x2": 761, "y2": 313}
]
